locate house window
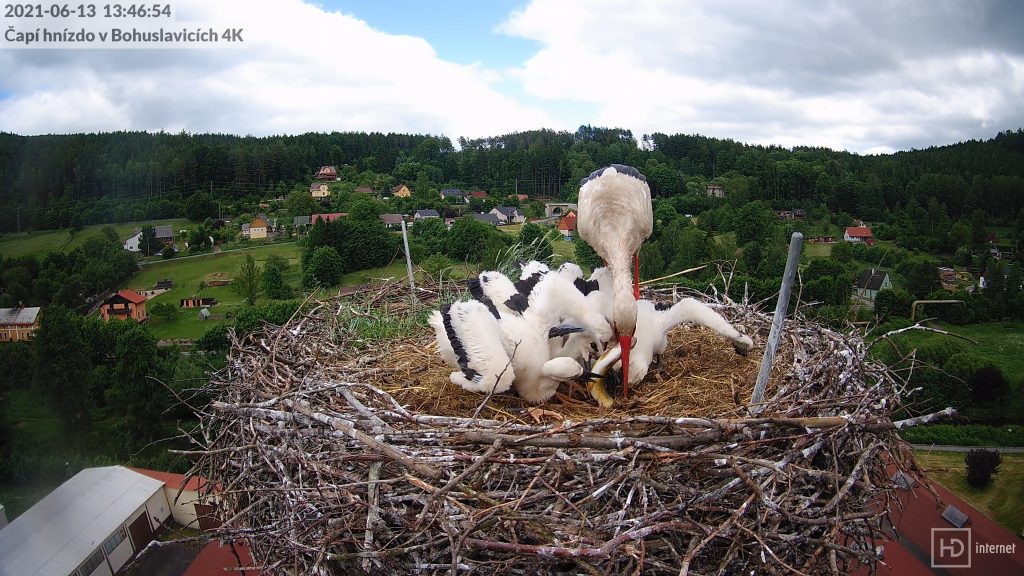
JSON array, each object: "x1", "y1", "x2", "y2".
[
  {"x1": 78, "y1": 548, "x2": 105, "y2": 575},
  {"x1": 101, "y1": 526, "x2": 127, "y2": 555}
]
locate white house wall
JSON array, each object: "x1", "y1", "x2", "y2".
[
  {"x1": 165, "y1": 487, "x2": 202, "y2": 527},
  {"x1": 145, "y1": 489, "x2": 172, "y2": 530},
  {"x1": 107, "y1": 535, "x2": 134, "y2": 574},
  {"x1": 85, "y1": 561, "x2": 113, "y2": 576}
]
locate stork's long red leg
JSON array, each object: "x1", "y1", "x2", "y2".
[{"x1": 633, "y1": 252, "x2": 640, "y2": 299}]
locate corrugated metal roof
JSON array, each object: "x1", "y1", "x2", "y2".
[
  {"x1": 0, "y1": 307, "x2": 40, "y2": 325},
  {"x1": 0, "y1": 466, "x2": 165, "y2": 576}
]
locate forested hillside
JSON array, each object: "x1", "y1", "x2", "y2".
[{"x1": 1, "y1": 127, "x2": 1022, "y2": 233}]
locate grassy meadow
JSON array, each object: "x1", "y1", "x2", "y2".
[
  {"x1": 913, "y1": 449, "x2": 1024, "y2": 535},
  {"x1": 883, "y1": 320, "x2": 1024, "y2": 379},
  {"x1": 0, "y1": 219, "x2": 189, "y2": 259}
]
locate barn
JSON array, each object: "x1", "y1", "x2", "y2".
[{"x1": 0, "y1": 466, "x2": 172, "y2": 576}]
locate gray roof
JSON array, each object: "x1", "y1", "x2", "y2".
[
  {"x1": 470, "y1": 213, "x2": 501, "y2": 225},
  {"x1": 440, "y1": 188, "x2": 464, "y2": 198},
  {"x1": 0, "y1": 466, "x2": 165, "y2": 576},
  {"x1": 493, "y1": 206, "x2": 521, "y2": 217},
  {"x1": 154, "y1": 225, "x2": 174, "y2": 239},
  {"x1": 294, "y1": 215, "x2": 311, "y2": 227},
  {"x1": 855, "y1": 269, "x2": 889, "y2": 291},
  {"x1": 380, "y1": 213, "x2": 405, "y2": 225},
  {"x1": 0, "y1": 307, "x2": 40, "y2": 325},
  {"x1": 415, "y1": 209, "x2": 440, "y2": 218},
  {"x1": 241, "y1": 223, "x2": 251, "y2": 232}
]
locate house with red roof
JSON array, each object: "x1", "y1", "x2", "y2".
[
  {"x1": 845, "y1": 226, "x2": 876, "y2": 245},
  {"x1": 100, "y1": 289, "x2": 148, "y2": 323},
  {"x1": 557, "y1": 210, "x2": 578, "y2": 237},
  {"x1": 311, "y1": 212, "x2": 346, "y2": 224}
]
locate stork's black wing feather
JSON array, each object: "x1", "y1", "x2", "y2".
[
  {"x1": 574, "y1": 277, "x2": 600, "y2": 296},
  {"x1": 466, "y1": 277, "x2": 501, "y2": 319},
  {"x1": 548, "y1": 324, "x2": 585, "y2": 339},
  {"x1": 440, "y1": 304, "x2": 479, "y2": 381}
]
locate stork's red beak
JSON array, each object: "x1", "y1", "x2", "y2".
[{"x1": 619, "y1": 333, "x2": 632, "y2": 399}]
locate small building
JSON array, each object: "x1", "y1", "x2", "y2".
[
  {"x1": 844, "y1": 226, "x2": 875, "y2": 245},
  {"x1": 100, "y1": 290, "x2": 148, "y2": 323},
  {"x1": 309, "y1": 182, "x2": 330, "y2": 198},
  {"x1": 355, "y1": 186, "x2": 375, "y2": 196},
  {"x1": 248, "y1": 217, "x2": 268, "y2": 240},
  {"x1": 776, "y1": 209, "x2": 806, "y2": 220},
  {"x1": 316, "y1": 165, "x2": 338, "y2": 181},
  {"x1": 240, "y1": 223, "x2": 250, "y2": 237},
  {"x1": 511, "y1": 193, "x2": 529, "y2": 202},
  {"x1": 154, "y1": 225, "x2": 175, "y2": 245},
  {"x1": 854, "y1": 269, "x2": 891, "y2": 302},
  {"x1": 0, "y1": 466, "x2": 172, "y2": 576},
  {"x1": 311, "y1": 213, "x2": 345, "y2": 224},
  {"x1": 440, "y1": 188, "x2": 465, "y2": 202},
  {"x1": 380, "y1": 213, "x2": 405, "y2": 229},
  {"x1": 706, "y1": 184, "x2": 726, "y2": 198},
  {"x1": 181, "y1": 297, "x2": 217, "y2": 309},
  {"x1": 391, "y1": 184, "x2": 411, "y2": 198},
  {"x1": 123, "y1": 232, "x2": 142, "y2": 252},
  {"x1": 470, "y1": 213, "x2": 501, "y2": 226},
  {"x1": 468, "y1": 190, "x2": 488, "y2": 201},
  {"x1": 414, "y1": 209, "x2": 441, "y2": 221},
  {"x1": 490, "y1": 206, "x2": 525, "y2": 225},
  {"x1": 557, "y1": 210, "x2": 578, "y2": 237},
  {"x1": 154, "y1": 279, "x2": 173, "y2": 290},
  {"x1": 293, "y1": 215, "x2": 311, "y2": 231},
  {"x1": 0, "y1": 306, "x2": 41, "y2": 342}
]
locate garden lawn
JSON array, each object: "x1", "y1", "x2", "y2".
[
  {"x1": 913, "y1": 449, "x2": 1024, "y2": 535},
  {"x1": 886, "y1": 321, "x2": 1024, "y2": 379},
  {"x1": 0, "y1": 219, "x2": 190, "y2": 259},
  {"x1": 128, "y1": 243, "x2": 301, "y2": 340}
]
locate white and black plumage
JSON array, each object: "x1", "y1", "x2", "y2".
[
  {"x1": 625, "y1": 299, "x2": 754, "y2": 384},
  {"x1": 427, "y1": 301, "x2": 515, "y2": 394},
  {"x1": 577, "y1": 164, "x2": 654, "y2": 398}
]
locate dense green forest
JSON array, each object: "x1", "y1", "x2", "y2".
[{"x1": 2, "y1": 127, "x2": 1023, "y2": 233}]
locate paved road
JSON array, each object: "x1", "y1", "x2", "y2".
[
  {"x1": 910, "y1": 444, "x2": 1024, "y2": 453},
  {"x1": 138, "y1": 241, "x2": 296, "y2": 265}
]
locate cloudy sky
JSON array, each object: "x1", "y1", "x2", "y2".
[{"x1": 1, "y1": 0, "x2": 1022, "y2": 153}]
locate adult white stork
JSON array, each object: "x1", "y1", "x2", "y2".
[{"x1": 576, "y1": 164, "x2": 653, "y2": 399}]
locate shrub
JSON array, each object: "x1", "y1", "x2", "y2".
[{"x1": 965, "y1": 448, "x2": 1001, "y2": 488}]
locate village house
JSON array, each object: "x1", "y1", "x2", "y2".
[
  {"x1": 123, "y1": 232, "x2": 142, "y2": 252},
  {"x1": 844, "y1": 226, "x2": 875, "y2": 245},
  {"x1": 557, "y1": 210, "x2": 578, "y2": 237},
  {"x1": 0, "y1": 306, "x2": 41, "y2": 342},
  {"x1": 511, "y1": 193, "x2": 529, "y2": 202},
  {"x1": 854, "y1": 269, "x2": 891, "y2": 303},
  {"x1": 706, "y1": 184, "x2": 726, "y2": 198},
  {"x1": 248, "y1": 217, "x2": 268, "y2": 239},
  {"x1": 309, "y1": 182, "x2": 330, "y2": 198},
  {"x1": 467, "y1": 190, "x2": 488, "y2": 202},
  {"x1": 379, "y1": 213, "x2": 405, "y2": 229},
  {"x1": 293, "y1": 215, "x2": 311, "y2": 234},
  {"x1": 440, "y1": 188, "x2": 465, "y2": 202},
  {"x1": 154, "y1": 225, "x2": 175, "y2": 245},
  {"x1": 490, "y1": 206, "x2": 525, "y2": 225},
  {"x1": 311, "y1": 213, "x2": 345, "y2": 224},
  {"x1": 391, "y1": 184, "x2": 411, "y2": 198},
  {"x1": 316, "y1": 165, "x2": 338, "y2": 181},
  {"x1": 414, "y1": 209, "x2": 440, "y2": 221},
  {"x1": 100, "y1": 290, "x2": 148, "y2": 323},
  {"x1": 470, "y1": 213, "x2": 501, "y2": 226},
  {"x1": 775, "y1": 209, "x2": 806, "y2": 220},
  {"x1": 181, "y1": 297, "x2": 218, "y2": 309}
]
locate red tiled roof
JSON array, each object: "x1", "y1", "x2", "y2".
[
  {"x1": 183, "y1": 540, "x2": 263, "y2": 576},
  {"x1": 312, "y1": 213, "x2": 344, "y2": 223},
  {"x1": 128, "y1": 467, "x2": 209, "y2": 493},
  {"x1": 558, "y1": 211, "x2": 577, "y2": 231},
  {"x1": 116, "y1": 289, "x2": 147, "y2": 304},
  {"x1": 846, "y1": 226, "x2": 874, "y2": 238},
  {"x1": 864, "y1": 463, "x2": 1024, "y2": 575}
]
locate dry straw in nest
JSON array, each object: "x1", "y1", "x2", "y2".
[{"x1": 184, "y1": 279, "x2": 952, "y2": 575}]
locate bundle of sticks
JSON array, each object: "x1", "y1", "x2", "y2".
[{"x1": 184, "y1": 280, "x2": 950, "y2": 575}]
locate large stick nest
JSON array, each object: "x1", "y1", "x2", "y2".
[{"x1": 187, "y1": 279, "x2": 935, "y2": 575}]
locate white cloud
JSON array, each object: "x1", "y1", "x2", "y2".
[
  {"x1": 0, "y1": 0, "x2": 552, "y2": 139},
  {"x1": 500, "y1": 0, "x2": 1024, "y2": 152}
]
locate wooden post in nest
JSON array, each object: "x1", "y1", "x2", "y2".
[
  {"x1": 401, "y1": 219, "x2": 416, "y2": 294},
  {"x1": 750, "y1": 232, "x2": 803, "y2": 412}
]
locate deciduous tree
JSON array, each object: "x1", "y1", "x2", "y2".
[{"x1": 233, "y1": 254, "x2": 262, "y2": 305}]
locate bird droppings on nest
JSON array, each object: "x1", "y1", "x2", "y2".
[{"x1": 186, "y1": 280, "x2": 955, "y2": 576}]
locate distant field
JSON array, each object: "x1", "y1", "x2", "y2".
[
  {"x1": 0, "y1": 219, "x2": 190, "y2": 259},
  {"x1": 884, "y1": 321, "x2": 1024, "y2": 379},
  {"x1": 129, "y1": 243, "x2": 302, "y2": 340},
  {"x1": 803, "y1": 242, "x2": 833, "y2": 259},
  {"x1": 913, "y1": 449, "x2": 1024, "y2": 535}
]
